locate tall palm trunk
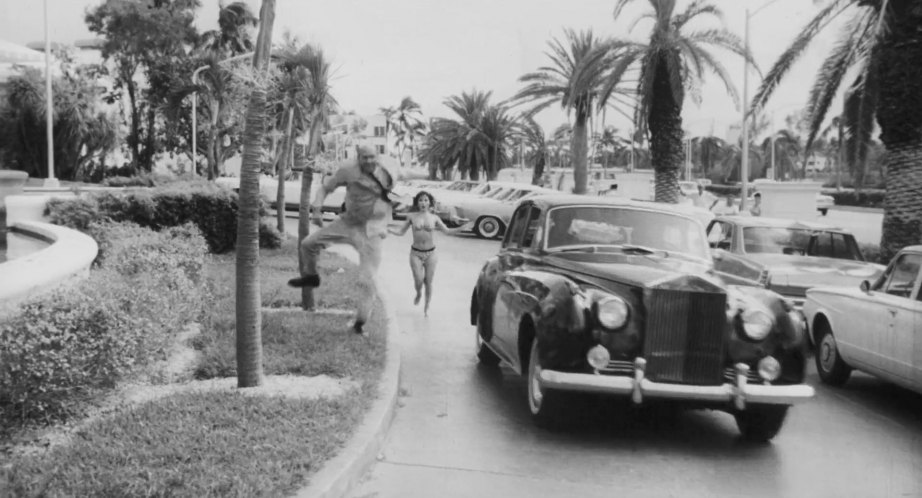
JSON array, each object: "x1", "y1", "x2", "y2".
[
  {"x1": 877, "y1": 0, "x2": 922, "y2": 262},
  {"x1": 276, "y1": 107, "x2": 294, "y2": 234},
  {"x1": 649, "y1": 60, "x2": 683, "y2": 203},
  {"x1": 571, "y1": 112, "x2": 590, "y2": 194},
  {"x1": 298, "y1": 110, "x2": 323, "y2": 309},
  {"x1": 235, "y1": 0, "x2": 275, "y2": 389}
]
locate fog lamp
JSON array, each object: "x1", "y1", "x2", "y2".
[
  {"x1": 587, "y1": 345, "x2": 610, "y2": 370},
  {"x1": 757, "y1": 356, "x2": 781, "y2": 382}
]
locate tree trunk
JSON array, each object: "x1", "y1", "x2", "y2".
[
  {"x1": 125, "y1": 74, "x2": 140, "y2": 175},
  {"x1": 649, "y1": 59, "x2": 683, "y2": 204},
  {"x1": 277, "y1": 106, "x2": 294, "y2": 234},
  {"x1": 876, "y1": 0, "x2": 922, "y2": 262},
  {"x1": 236, "y1": 0, "x2": 275, "y2": 389},
  {"x1": 571, "y1": 113, "x2": 589, "y2": 194},
  {"x1": 299, "y1": 110, "x2": 323, "y2": 310}
]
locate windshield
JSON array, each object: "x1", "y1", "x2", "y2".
[
  {"x1": 483, "y1": 188, "x2": 513, "y2": 200},
  {"x1": 742, "y1": 227, "x2": 863, "y2": 260},
  {"x1": 545, "y1": 206, "x2": 709, "y2": 259}
]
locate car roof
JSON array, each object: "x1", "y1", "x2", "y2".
[
  {"x1": 715, "y1": 215, "x2": 849, "y2": 232},
  {"x1": 521, "y1": 194, "x2": 704, "y2": 217}
]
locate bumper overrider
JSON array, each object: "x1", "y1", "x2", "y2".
[{"x1": 538, "y1": 358, "x2": 815, "y2": 410}]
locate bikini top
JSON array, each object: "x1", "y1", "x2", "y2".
[{"x1": 411, "y1": 215, "x2": 435, "y2": 232}]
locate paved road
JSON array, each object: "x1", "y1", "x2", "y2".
[{"x1": 343, "y1": 228, "x2": 921, "y2": 498}]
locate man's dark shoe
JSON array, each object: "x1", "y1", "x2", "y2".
[
  {"x1": 287, "y1": 274, "x2": 320, "y2": 288},
  {"x1": 352, "y1": 320, "x2": 365, "y2": 335}
]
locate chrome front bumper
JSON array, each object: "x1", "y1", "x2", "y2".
[{"x1": 539, "y1": 359, "x2": 814, "y2": 410}]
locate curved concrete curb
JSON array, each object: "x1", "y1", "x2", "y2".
[
  {"x1": 0, "y1": 220, "x2": 98, "y2": 315},
  {"x1": 292, "y1": 291, "x2": 401, "y2": 498}
]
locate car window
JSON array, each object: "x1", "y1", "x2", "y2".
[
  {"x1": 503, "y1": 206, "x2": 531, "y2": 249},
  {"x1": 546, "y1": 206, "x2": 708, "y2": 259},
  {"x1": 880, "y1": 253, "x2": 922, "y2": 298},
  {"x1": 521, "y1": 208, "x2": 542, "y2": 249},
  {"x1": 809, "y1": 232, "x2": 862, "y2": 260}
]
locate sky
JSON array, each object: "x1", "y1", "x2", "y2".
[{"x1": 0, "y1": 0, "x2": 843, "y2": 141}]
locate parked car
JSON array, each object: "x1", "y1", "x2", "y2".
[
  {"x1": 803, "y1": 245, "x2": 922, "y2": 393},
  {"x1": 706, "y1": 216, "x2": 885, "y2": 314},
  {"x1": 816, "y1": 193, "x2": 835, "y2": 215},
  {"x1": 471, "y1": 195, "x2": 814, "y2": 441},
  {"x1": 446, "y1": 183, "x2": 557, "y2": 238},
  {"x1": 215, "y1": 174, "x2": 411, "y2": 218}
]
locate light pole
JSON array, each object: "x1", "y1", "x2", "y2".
[
  {"x1": 741, "y1": 0, "x2": 784, "y2": 211},
  {"x1": 42, "y1": 0, "x2": 58, "y2": 187},
  {"x1": 190, "y1": 51, "x2": 254, "y2": 176}
]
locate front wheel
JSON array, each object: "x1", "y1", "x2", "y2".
[
  {"x1": 815, "y1": 325, "x2": 852, "y2": 386},
  {"x1": 474, "y1": 216, "x2": 503, "y2": 239},
  {"x1": 735, "y1": 404, "x2": 789, "y2": 442},
  {"x1": 527, "y1": 340, "x2": 566, "y2": 428}
]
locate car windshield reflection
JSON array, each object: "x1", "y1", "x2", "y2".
[
  {"x1": 742, "y1": 227, "x2": 863, "y2": 260},
  {"x1": 545, "y1": 206, "x2": 709, "y2": 259}
]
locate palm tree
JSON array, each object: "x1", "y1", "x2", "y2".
[
  {"x1": 385, "y1": 96, "x2": 427, "y2": 167},
  {"x1": 236, "y1": 0, "x2": 276, "y2": 389},
  {"x1": 691, "y1": 135, "x2": 727, "y2": 180},
  {"x1": 520, "y1": 116, "x2": 549, "y2": 185},
  {"x1": 424, "y1": 90, "x2": 492, "y2": 180},
  {"x1": 752, "y1": 0, "x2": 922, "y2": 261},
  {"x1": 512, "y1": 29, "x2": 625, "y2": 194},
  {"x1": 198, "y1": 1, "x2": 258, "y2": 56},
  {"x1": 271, "y1": 38, "x2": 318, "y2": 234},
  {"x1": 293, "y1": 44, "x2": 336, "y2": 310},
  {"x1": 602, "y1": 0, "x2": 754, "y2": 202}
]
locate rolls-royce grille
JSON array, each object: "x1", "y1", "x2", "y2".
[{"x1": 643, "y1": 288, "x2": 727, "y2": 386}]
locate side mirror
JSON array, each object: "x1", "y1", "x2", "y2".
[{"x1": 860, "y1": 280, "x2": 871, "y2": 293}]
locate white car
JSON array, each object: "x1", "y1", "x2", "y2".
[
  {"x1": 816, "y1": 193, "x2": 835, "y2": 215},
  {"x1": 803, "y1": 245, "x2": 922, "y2": 393},
  {"x1": 446, "y1": 183, "x2": 558, "y2": 238}
]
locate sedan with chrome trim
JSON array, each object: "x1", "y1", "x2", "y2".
[
  {"x1": 705, "y1": 216, "x2": 885, "y2": 316},
  {"x1": 471, "y1": 195, "x2": 814, "y2": 441},
  {"x1": 803, "y1": 245, "x2": 922, "y2": 394}
]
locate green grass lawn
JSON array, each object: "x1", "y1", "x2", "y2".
[{"x1": 1, "y1": 234, "x2": 387, "y2": 497}]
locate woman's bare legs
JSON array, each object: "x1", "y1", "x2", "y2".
[
  {"x1": 409, "y1": 250, "x2": 425, "y2": 305},
  {"x1": 422, "y1": 251, "x2": 438, "y2": 317}
]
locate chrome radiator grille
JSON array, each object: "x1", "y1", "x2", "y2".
[{"x1": 643, "y1": 288, "x2": 727, "y2": 385}]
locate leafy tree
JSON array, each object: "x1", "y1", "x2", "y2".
[
  {"x1": 86, "y1": 0, "x2": 199, "y2": 174},
  {"x1": 0, "y1": 54, "x2": 117, "y2": 181},
  {"x1": 520, "y1": 116, "x2": 549, "y2": 185},
  {"x1": 751, "y1": 0, "x2": 922, "y2": 261},
  {"x1": 602, "y1": 0, "x2": 753, "y2": 202},
  {"x1": 513, "y1": 29, "x2": 621, "y2": 194},
  {"x1": 691, "y1": 135, "x2": 727, "y2": 180},
  {"x1": 236, "y1": 0, "x2": 276, "y2": 388}
]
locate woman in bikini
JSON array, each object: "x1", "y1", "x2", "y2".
[{"x1": 388, "y1": 191, "x2": 463, "y2": 316}]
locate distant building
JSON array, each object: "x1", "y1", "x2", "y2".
[{"x1": 805, "y1": 153, "x2": 830, "y2": 173}]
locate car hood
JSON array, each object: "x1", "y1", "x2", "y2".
[
  {"x1": 744, "y1": 253, "x2": 885, "y2": 295},
  {"x1": 545, "y1": 252, "x2": 721, "y2": 291}
]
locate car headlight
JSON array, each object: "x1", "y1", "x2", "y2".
[
  {"x1": 595, "y1": 296, "x2": 629, "y2": 330},
  {"x1": 740, "y1": 307, "x2": 774, "y2": 341}
]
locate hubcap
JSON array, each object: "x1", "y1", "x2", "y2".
[{"x1": 480, "y1": 219, "x2": 498, "y2": 236}]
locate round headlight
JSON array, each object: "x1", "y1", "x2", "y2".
[
  {"x1": 757, "y1": 356, "x2": 781, "y2": 381},
  {"x1": 587, "y1": 345, "x2": 611, "y2": 370},
  {"x1": 596, "y1": 296, "x2": 629, "y2": 330},
  {"x1": 741, "y1": 307, "x2": 774, "y2": 341}
]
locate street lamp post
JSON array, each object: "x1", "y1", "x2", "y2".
[
  {"x1": 190, "y1": 51, "x2": 254, "y2": 176},
  {"x1": 741, "y1": 0, "x2": 784, "y2": 211},
  {"x1": 43, "y1": 0, "x2": 58, "y2": 187}
]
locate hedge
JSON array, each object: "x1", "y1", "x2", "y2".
[
  {"x1": 46, "y1": 181, "x2": 282, "y2": 253},
  {"x1": 0, "y1": 222, "x2": 207, "y2": 425},
  {"x1": 828, "y1": 190, "x2": 886, "y2": 209}
]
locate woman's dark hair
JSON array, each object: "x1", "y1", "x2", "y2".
[{"x1": 412, "y1": 191, "x2": 435, "y2": 211}]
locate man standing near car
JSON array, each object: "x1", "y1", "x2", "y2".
[{"x1": 288, "y1": 144, "x2": 398, "y2": 335}]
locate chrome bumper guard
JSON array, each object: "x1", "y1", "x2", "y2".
[{"x1": 538, "y1": 359, "x2": 815, "y2": 410}]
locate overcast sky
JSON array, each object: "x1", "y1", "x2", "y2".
[{"x1": 0, "y1": 0, "x2": 842, "y2": 140}]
